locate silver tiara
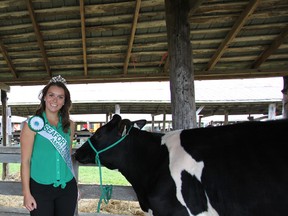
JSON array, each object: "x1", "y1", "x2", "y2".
[{"x1": 49, "y1": 75, "x2": 67, "y2": 84}]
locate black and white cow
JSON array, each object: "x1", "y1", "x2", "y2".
[{"x1": 74, "y1": 114, "x2": 288, "y2": 216}]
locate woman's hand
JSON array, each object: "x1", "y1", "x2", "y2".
[{"x1": 23, "y1": 193, "x2": 37, "y2": 211}]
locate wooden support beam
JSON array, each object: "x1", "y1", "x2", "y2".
[
  {"x1": 281, "y1": 76, "x2": 288, "y2": 119},
  {"x1": 163, "y1": 0, "x2": 204, "y2": 74},
  {"x1": 206, "y1": 0, "x2": 260, "y2": 70},
  {"x1": 80, "y1": 0, "x2": 88, "y2": 76},
  {"x1": 165, "y1": 0, "x2": 197, "y2": 129},
  {"x1": 252, "y1": 25, "x2": 288, "y2": 69},
  {"x1": 26, "y1": 0, "x2": 51, "y2": 77},
  {"x1": 0, "y1": 40, "x2": 18, "y2": 78},
  {"x1": 1, "y1": 90, "x2": 8, "y2": 180},
  {"x1": 123, "y1": 0, "x2": 141, "y2": 74}
]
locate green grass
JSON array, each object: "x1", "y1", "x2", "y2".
[
  {"x1": 78, "y1": 166, "x2": 130, "y2": 185},
  {"x1": 0, "y1": 163, "x2": 20, "y2": 173},
  {"x1": 0, "y1": 163, "x2": 130, "y2": 186}
]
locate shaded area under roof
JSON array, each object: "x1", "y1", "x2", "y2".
[{"x1": 0, "y1": 0, "x2": 288, "y2": 86}]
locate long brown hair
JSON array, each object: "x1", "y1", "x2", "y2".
[{"x1": 35, "y1": 81, "x2": 72, "y2": 133}]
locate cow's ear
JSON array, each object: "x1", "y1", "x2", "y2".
[
  {"x1": 132, "y1": 120, "x2": 146, "y2": 130},
  {"x1": 112, "y1": 114, "x2": 122, "y2": 122}
]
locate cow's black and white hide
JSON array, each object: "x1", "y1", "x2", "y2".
[{"x1": 74, "y1": 114, "x2": 288, "y2": 216}]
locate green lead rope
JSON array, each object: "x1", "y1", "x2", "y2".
[
  {"x1": 95, "y1": 152, "x2": 112, "y2": 212},
  {"x1": 87, "y1": 126, "x2": 132, "y2": 213}
]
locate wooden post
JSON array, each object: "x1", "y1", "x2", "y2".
[
  {"x1": 151, "y1": 114, "x2": 155, "y2": 132},
  {"x1": 1, "y1": 90, "x2": 9, "y2": 180},
  {"x1": 224, "y1": 110, "x2": 229, "y2": 125},
  {"x1": 115, "y1": 104, "x2": 121, "y2": 115},
  {"x1": 162, "y1": 113, "x2": 166, "y2": 132},
  {"x1": 198, "y1": 115, "x2": 202, "y2": 128},
  {"x1": 268, "y1": 103, "x2": 276, "y2": 120},
  {"x1": 281, "y1": 76, "x2": 288, "y2": 119},
  {"x1": 165, "y1": 0, "x2": 197, "y2": 129}
]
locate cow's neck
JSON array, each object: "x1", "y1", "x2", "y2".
[{"x1": 120, "y1": 131, "x2": 166, "y2": 190}]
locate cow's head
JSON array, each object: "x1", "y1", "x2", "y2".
[{"x1": 74, "y1": 114, "x2": 146, "y2": 169}]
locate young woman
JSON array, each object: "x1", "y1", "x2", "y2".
[{"x1": 20, "y1": 75, "x2": 78, "y2": 216}]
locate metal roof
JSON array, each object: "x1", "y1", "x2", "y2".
[
  {"x1": 0, "y1": 101, "x2": 282, "y2": 118},
  {"x1": 0, "y1": 0, "x2": 288, "y2": 86}
]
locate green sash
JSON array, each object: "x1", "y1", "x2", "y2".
[{"x1": 28, "y1": 116, "x2": 75, "y2": 178}]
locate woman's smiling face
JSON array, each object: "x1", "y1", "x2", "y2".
[{"x1": 44, "y1": 85, "x2": 65, "y2": 113}]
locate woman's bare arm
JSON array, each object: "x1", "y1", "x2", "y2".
[{"x1": 20, "y1": 122, "x2": 37, "y2": 211}]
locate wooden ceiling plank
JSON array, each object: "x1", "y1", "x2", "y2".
[
  {"x1": 26, "y1": 0, "x2": 51, "y2": 77},
  {"x1": 3, "y1": 20, "x2": 284, "y2": 42},
  {"x1": 80, "y1": 0, "x2": 88, "y2": 76},
  {"x1": 4, "y1": 31, "x2": 283, "y2": 52},
  {"x1": 1, "y1": 0, "x2": 288, "y2": 85},
  {"x1": 252, "y1": 24, "x2": 288, "y2": 69},
  {"x1": 0, "y1": 0, "x2": 49, "y2": 9},
  {"x1": 206, "y1": 0, "x2": 260, "y2": 71},
  {"x1": 0, "y1": 40, "x2": 18, "y2": 78},
  {"x1": 123, "y1": 0, "x2": 141, "y2": 74},
  {"x1": 189, "y1": 0, "x2": 205, "y2": 15}
]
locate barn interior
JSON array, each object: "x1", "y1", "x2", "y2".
[
  {"x1": 1, "y1": 0, "x2": 288, "y2": 131},
  {"x1": 1, "y1": 1, "x2": 288, "y2": 215}
]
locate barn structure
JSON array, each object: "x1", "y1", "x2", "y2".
[
  {"x1": 1, "y1": 0, "x2": 287, "y2": 120},
  {"x1": 0, "y1": 0, "x2": 288, "y2": 85},
  {"x1": 0, "y1": 0, "x2": 288, "y2": 215}
]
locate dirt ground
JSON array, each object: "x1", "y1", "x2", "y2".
[
  {"x1": 0, "y1": 173, "x2": 144, "y2": 215},
  {"x1": 0, "y1": 195, "x2": 144, "y2": 215}
]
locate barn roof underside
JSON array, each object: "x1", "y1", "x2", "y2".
[
  {"x1": 0, "y1": 0, "x2": 287, "y2": 118},
  {"x1": 0, "y1": 0, "x2": 288, "y2": 86}
]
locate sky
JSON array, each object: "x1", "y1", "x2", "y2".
[{"x1": 5, "y1": 77, "x2": 284, "y2": 123}]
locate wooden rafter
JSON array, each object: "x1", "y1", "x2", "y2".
[
  {"x1": 252, "y1": 24, "x2": 288, "y2": 69},
  {"x1": 80, "y1": 0, "x2": 88, "y2": 76},
  {"x1": 26, "y1": 0, "x2": 51, "y2": 77},
  {"x1": 123, "y1": 0, "x2": 141, "y2": 74},
  {"x1": 0, "y1": 40, "x2": 18, "y2": 78},
  {"x1": 206, "y1": 0, "x2": 260, "y2": 71}
]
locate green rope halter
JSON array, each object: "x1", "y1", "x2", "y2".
[{"x1": 87, "y1": 125, "x2": 132, "y2": 212}]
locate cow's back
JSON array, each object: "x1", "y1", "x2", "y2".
[{"x1": 179, "y1": 119, "x2": 288, "y2": 216}]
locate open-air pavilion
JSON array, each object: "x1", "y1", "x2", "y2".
[
  {"x1": 1, "y1": 0, "x2": 287, "y2": 123},
  {"x1": 1, "y1": 1, "x2": 288, "y2": 215}
]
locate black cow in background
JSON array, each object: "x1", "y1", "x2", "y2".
[{"x1": 74, "y1": 114, "x2": 288, "y2": 216}]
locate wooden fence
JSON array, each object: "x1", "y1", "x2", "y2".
[{"x1": 0, "y1": 146, "x2": 138, "y2": 216}]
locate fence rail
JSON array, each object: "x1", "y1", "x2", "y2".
[{"x1": 0, "y1": 146, "x2": 138, "y2": 216}]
